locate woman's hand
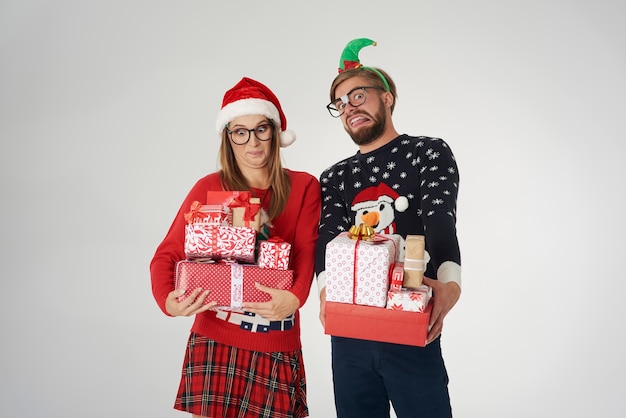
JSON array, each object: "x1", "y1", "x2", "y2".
[
  {"x1": 165, "y1": 288, "x2": 217, "y2": 317},
  {"x1": 242, "y1": 283, "x2": 300, "y2": 321}
]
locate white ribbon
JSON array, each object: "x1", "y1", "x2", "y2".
[{"x1": 230, "y1": 263, "x2": 244, "y2": 309}]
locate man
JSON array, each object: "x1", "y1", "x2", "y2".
[{"x1": 315, "y1": 38, "x2": 462, "y2": 418}]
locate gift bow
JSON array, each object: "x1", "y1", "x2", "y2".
[
  {"x1": 348, "y1": 223, "x2": 376, "y2": 240},
  {"x1": 266, "y1": 235, "x2": 285, "y2": 244},
  {"x1": 184, "y1": 201, "x2": 208, "y2": 224},
  {"x1": 346, "y1": 224, "x2": 398, "y2": 303},
  {"x1": 228, "y1": 196, "x2": 261, "y2": 222}
]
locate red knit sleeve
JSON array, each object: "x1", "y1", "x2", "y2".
[
  {"x1": 149, "y1": 173, "x2": 222, "y2": 315},
  {"x1": 272, "y1": 171, "x2": 322, "y2": 307}
]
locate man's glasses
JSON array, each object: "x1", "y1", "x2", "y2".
[
  {"x1": 326, "y1": 86, "x2": 386, "y2": 118},
  {"x1": 227, "y1": 123, "x2": 274, "y2": 145}
]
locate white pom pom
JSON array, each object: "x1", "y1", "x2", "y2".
[
  {"x1": 395, "y1": 196, "x2": 409, "y2": 212},
  {"x1": 280, "y1": 129, "x2": 296, "y2": 147}
]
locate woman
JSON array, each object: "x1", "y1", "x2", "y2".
[{"x1": 150, "y1": 77, "x2": 321, "y2": 418}]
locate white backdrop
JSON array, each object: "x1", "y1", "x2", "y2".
[{"x1": 2, "y1": 1, "x2": 625, "y2": 417}]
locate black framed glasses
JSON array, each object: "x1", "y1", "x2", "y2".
[
  {"x1": 227, "y1": 123, "x2": 274, "y2": 145},
  {"x1": 326, "y1": 86, "x2": 386, "y2": 118}
]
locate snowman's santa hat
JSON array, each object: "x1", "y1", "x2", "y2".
[{"x1": 351, "y1": 183, "x2": 409, "y2": 213}]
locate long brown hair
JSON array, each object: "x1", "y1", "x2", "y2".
[
  {"x1": 330, "y1": 67, "x2": 398, "y2": 114},
  {"x1": 218, "y1": 120, "x2": 291, "y2": 221}
]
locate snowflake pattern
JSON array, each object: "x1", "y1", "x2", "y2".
[{"x1": 317, "y1": 134, "x2": 460, "y2": 275}]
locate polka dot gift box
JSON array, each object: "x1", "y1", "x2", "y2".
[
  {"x1": 175, "y1": 260, "x2": 293, "y2": 310},
  {"x1": 325, "y1": 229, "x2": 401, "y2": 308}
]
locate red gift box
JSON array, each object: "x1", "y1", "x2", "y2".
[
  {"x1": 324, "y1": 301, "x2": 432, "y2": 347},
  {"x1": 389, "y1": 262, "x2": 405, "y2": 291},
  {"x1": 257, "y1": 237, "x2": 291, "y2": 270},
  {"x1": 175, "y1": 261, "x2": 293, "y2": 310},
  {"x1": 184, "y1": 224, "x2": 256, "y2": 262}
]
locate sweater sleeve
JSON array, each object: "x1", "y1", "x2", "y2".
[
  {"x1": 149, "y1": 174, "x2": 220, "y2": 315},
  {"x1": 273, "y1": 171, "x2": 321, "y2": 307},
  {"x1": 418, "y1": 139, "x2": 462, "y2": 287}
]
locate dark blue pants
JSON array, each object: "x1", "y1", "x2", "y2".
[{"x1": 331, "y1": 336, "x2": 452, "y2": 418}]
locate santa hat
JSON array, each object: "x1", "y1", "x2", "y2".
[
  {"x1": 337, "y1": 38, "x2": 390, "y2": 92},
  {"x1": 216, "y1": 77, "x2": 296, "y2": 147},
  {"x1": 351, "y1": 183, "x2": 409, "y2": 213}
]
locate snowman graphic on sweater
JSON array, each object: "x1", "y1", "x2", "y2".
[{"x1": 350, "y1": 183, "x2": 409, "y2": 234}]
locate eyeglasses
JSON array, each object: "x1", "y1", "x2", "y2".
[
  {"x1": 326, "y1": 86, "x2": 386, "y2": 118},
  {"x1": 227, "y1": 123, "x2": 274, "y2": 145}
]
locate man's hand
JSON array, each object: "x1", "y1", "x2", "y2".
[
  {"x1": 241, "y1": 283, "x2": 299, "y2": 321},
  {"x1": 165, "y1": 288, "x2": 217, "y2": 317},
  {"x1": 422, "y1": 278, "x2": 461, "y2": 344}
]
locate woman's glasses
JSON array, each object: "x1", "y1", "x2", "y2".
[{"x1": 227, "y1": 123, "x2": 274, "y2": 145}]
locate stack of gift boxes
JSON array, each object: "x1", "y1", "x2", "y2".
[
  {"x1": 324, "y1": 225, "x2": 432, "y2": 346},
  {"x1": 175, "y1": 191, "x2": 293, "y2": 311}
]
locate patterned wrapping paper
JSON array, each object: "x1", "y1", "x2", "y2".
[
  {"x1": 386, "y1": 285, "x2": 431, "y2": 312},
  {"x1": 184, "y1": 224, "x2": 256, "y2": 263},
  {"x1": 325, "y1": 232, "x2": 402, "y2": 307},
  {"x1": 257, "y1": 238, "x2": 292, "y2": 270},
  {"x1": 389, "y1": 262, "x2": 405, "y2": 291},
  {"x1": 184, "y1": 201, "x2": 228, "y2": 226},
  {"x1": 175, "y1": 261, "x2": 293, "y2": 310}
]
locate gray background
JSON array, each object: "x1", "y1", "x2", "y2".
[{"x1": 2, "y1": 0, "x2": 625, "y2": 417}]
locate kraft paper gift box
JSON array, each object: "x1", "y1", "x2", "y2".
[
  {"x1": 386, "y1": 285, "x2": 431, "y2": 313},
  {"x1": 325, "y1": 230, "x2": 402, "y2": 308},
  {"x1": 403, "y1": 235, "x2": 425, "y2": 288},
  {"x1": 229, "y1": 196, "x2": 262, "y2": 232},
  {"x1": 204, "y1": 190, "x2": 261, "y2": 231},
  {"x1": 324, "y1": 301, "x2": 432, "y2": 347},
  {"x1": 257, "y1": 237, "x2": 292, "y2": 270},
  {"x1": 184, "y1": 223, "x2": 256, "y2": 263},
  {"x1": 175, "y1": 260, "x2": 293, "y2": 310}
]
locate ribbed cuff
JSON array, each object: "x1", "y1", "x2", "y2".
[
  {"x1": 315, "y1": 271, "x2": 327, "y2": 297},
  {"x1": 437, "y1": 261, "x2": 462, "y2": 289}
]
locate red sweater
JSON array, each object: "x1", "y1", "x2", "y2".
[{"x1": 150, "y1": 169, "x2": 321, "y2": 352}]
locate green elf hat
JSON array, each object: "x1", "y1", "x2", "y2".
[{"x1": 338, "y1": 38, "x2": 390, "y2": 92}]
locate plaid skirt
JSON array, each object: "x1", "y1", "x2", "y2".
[{"x1": 174, "y1": 332, "x2": 308, "y2": 418}]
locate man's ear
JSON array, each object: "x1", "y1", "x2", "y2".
[{"x1": 382, "y1": 91, "x2": 394, "y2": 109}]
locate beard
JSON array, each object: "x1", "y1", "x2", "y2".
[{"x1": 344, "y1": 103, "x2": 386, "y2": 146}]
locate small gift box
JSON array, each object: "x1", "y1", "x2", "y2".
[
  {"x1": 389, "y1": 262, "x2": 405, "y2": 291},
  {"x1": 228, "y1": 196, "x2": 262, "y2": 232},
  {"x1": 325, "y1": 224, "x2": 401, "y2": 308},
  {"x1": 175, "y1": 260, "x2": 293, "y2": 310},
  {"x1": 184, "y1": 200, "x2": 227, "y2": 226},
  {"x1": 205, "y1": 191, "x2": 257, "y2": 226},
  {"x1": 386, "y1": 285, "x2": 431, "y2": 312},
  {"x1": 257, "y1": 237, "x2": 292, "y2": 270},
  {"x1": 184, "y1": 224, "x2": 256, "y2": 263},
  {"x1": 403, "y1": 235, "x2": 425, "y2": 288},
  {"x1": 324, "y1": 301, "x2": 432, "y2": 347}
]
